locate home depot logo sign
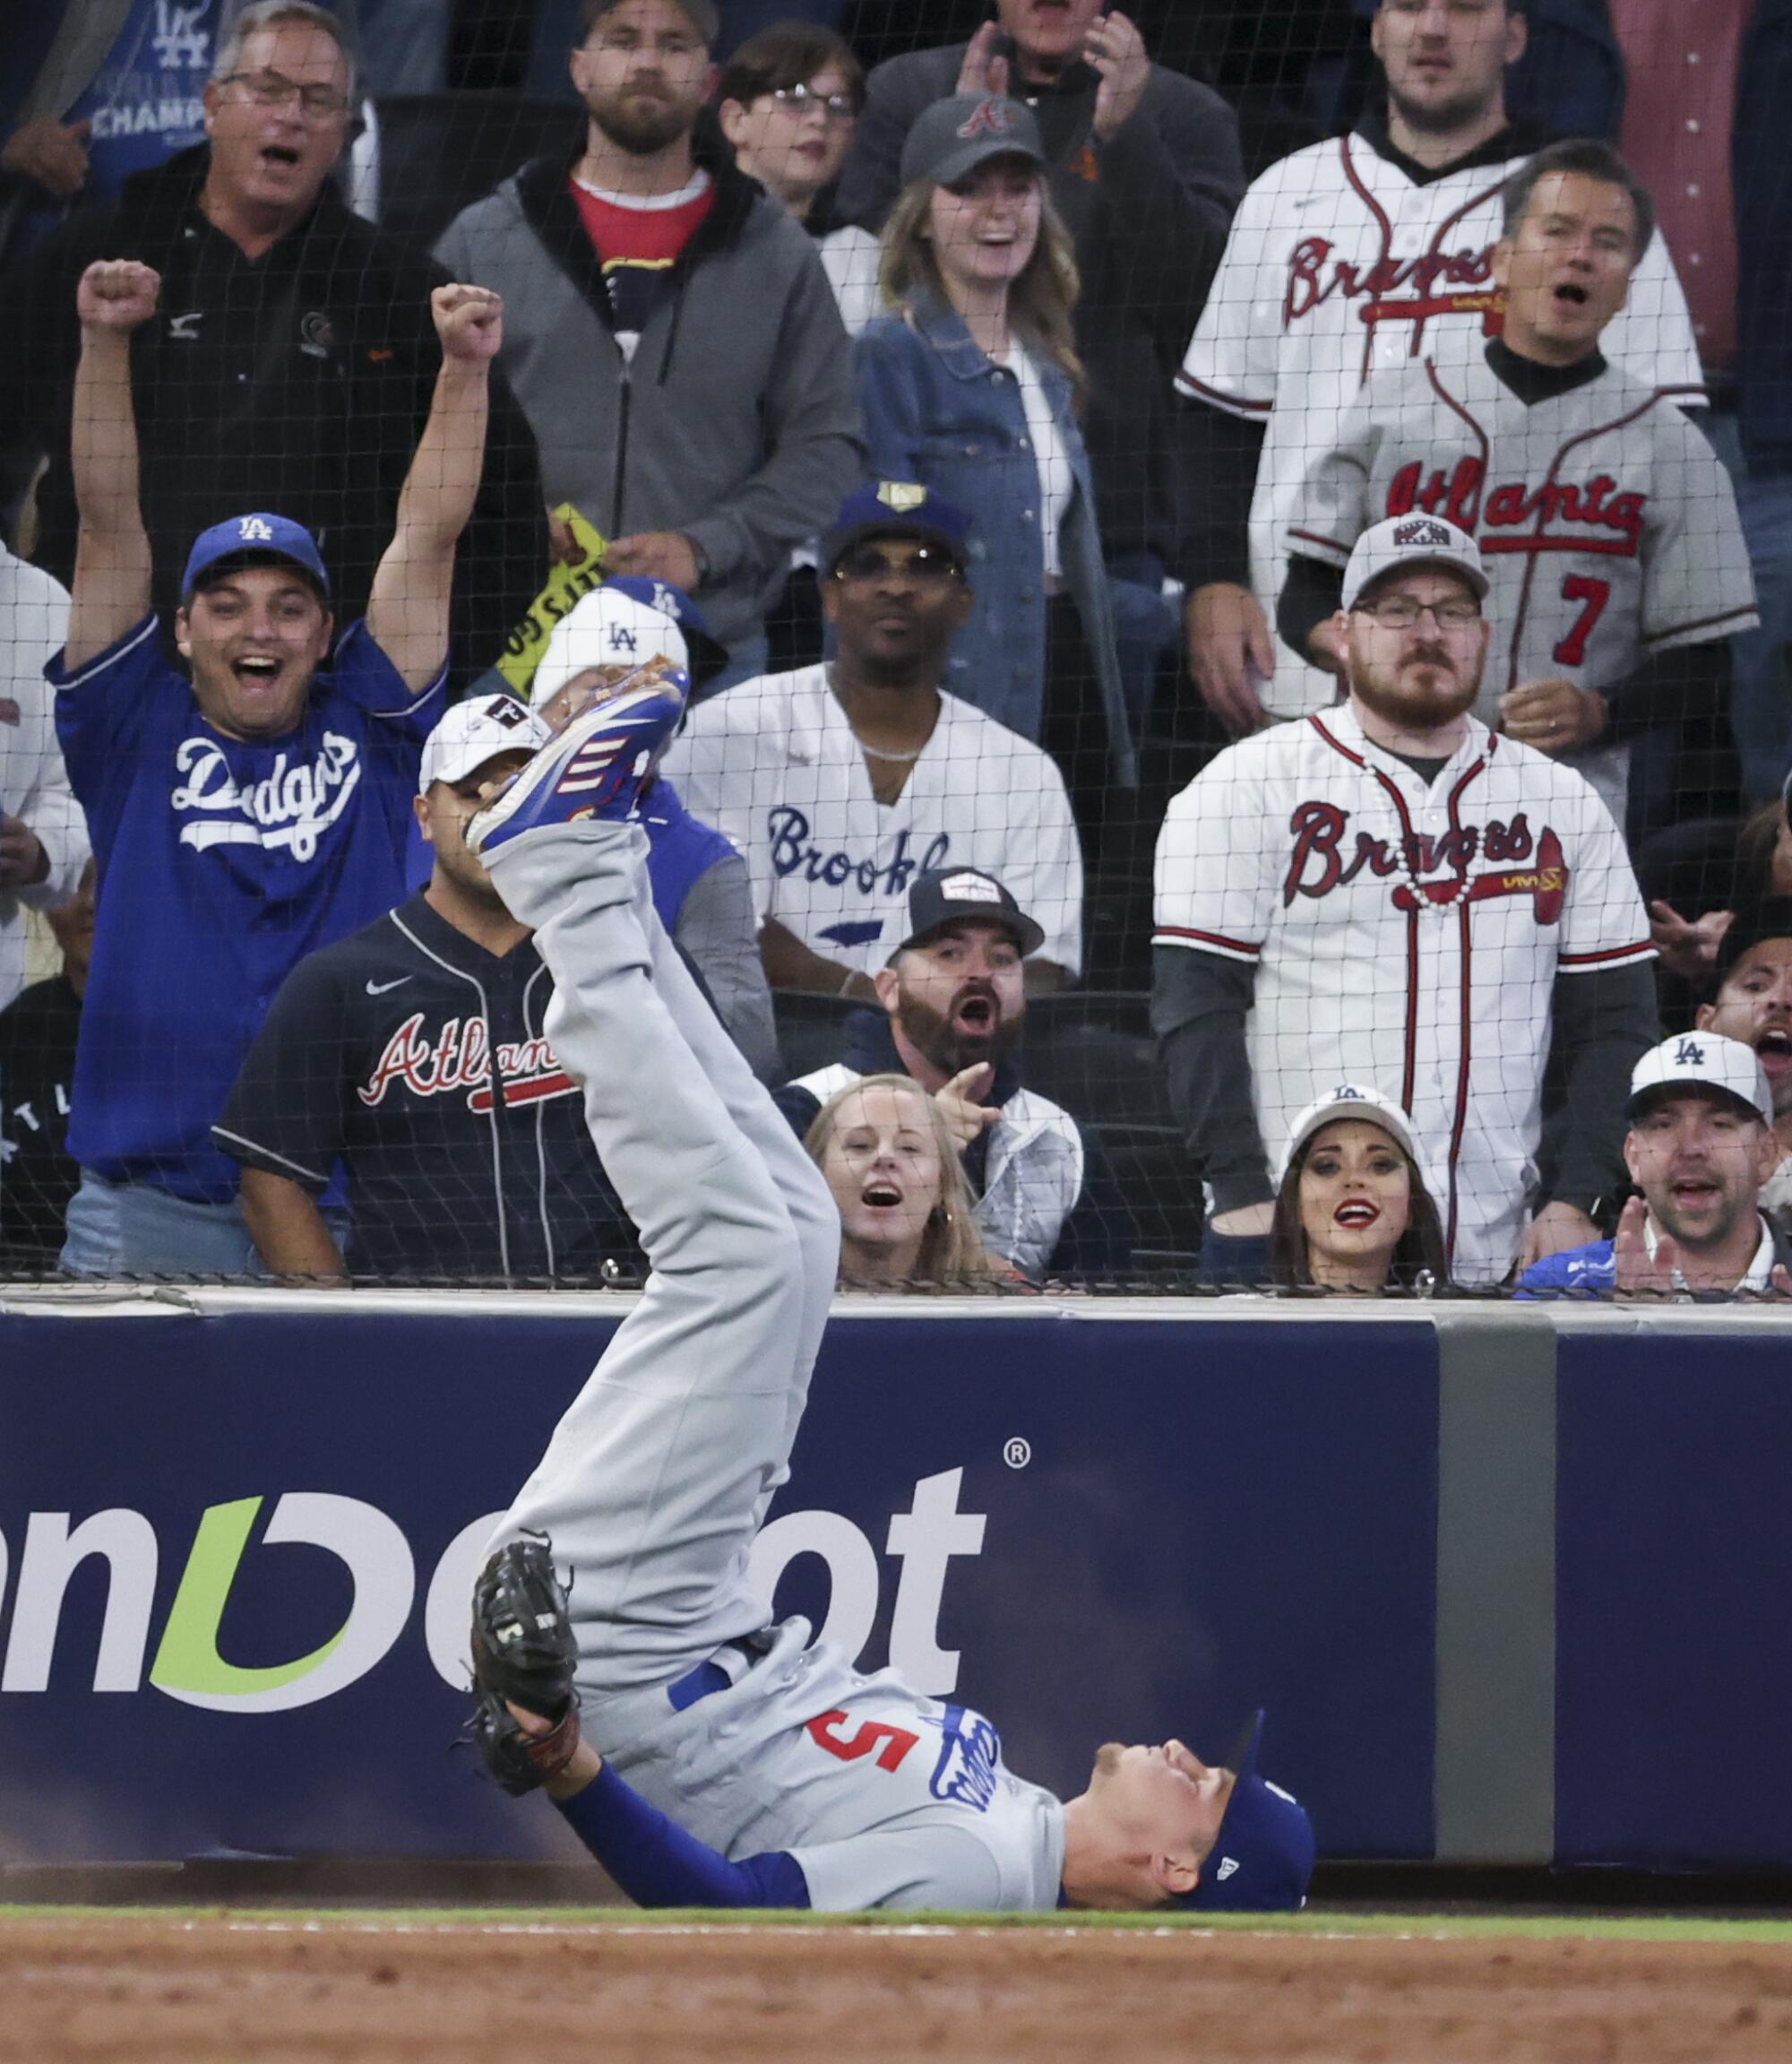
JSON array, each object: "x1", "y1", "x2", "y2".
[{"x1": 0, "y1": 1472, "x2": 988, "y2": 1713}]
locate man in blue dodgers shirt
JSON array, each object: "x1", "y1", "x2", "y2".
[{"x1": 50, "y1": 256, "x2": 503, "y2": 1276}]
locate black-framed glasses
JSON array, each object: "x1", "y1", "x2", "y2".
[
  {"x1": 767, "y1": 82, "x2": 857, "y2": 121},
  {"x1": 1350, "y1": 596, "x2": 1483, "y2": 631},
  {"x1": 832, "y1": 543, "x2": 963, "y2": 585},
  {"x1": 219, "y1": 69, "x2": 351, "y2": 118}
]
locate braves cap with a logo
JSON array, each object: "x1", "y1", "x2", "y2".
[
  {"x1": 181, "y1": 512, "x2": 330, "y2": 602},
  {"x1": 1626, "y1": 1032, "x2": 1773, "y2": 1126},
  {"x1": 418, "y1": 693, "x2": 551, "y2": 794},
  {"x1": 530, "y1": 578, "x2": 723, "y2": 712},
  {"x1": 1181, "y1": 1712, "x2": 1317, "y2": 1913},
  {"x1": 894, "y1": 866, "x2": 1045, "y2": 960},
  {"x1": 900, "y1": 91, "x2": 1046, "y2": 190},
  {"x1": 823, "y1": 481, "x2": 973, "y2": 580},
  {"x1": 1279, "y1": 1084, "x2": 1422, "y2": 1184},
  {"x1": 1341, "y1": 514, "x2": 1490, "y2": 613}
]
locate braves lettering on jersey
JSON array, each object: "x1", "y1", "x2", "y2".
[
  {"x1": 50, "y1": 615, "x2": 444, "y2": 1202},
  {"x1": 1153, "y1": 704, "x2": 1653, "y2": 1283},
  {"x1": 1177, "y1": 125, "x2": 1706, "y2": 715},
  {"x1": 1286, "y1": 350, "x2": 1758, "y2": 819},
  {"x1": 213, "y1": 893, "x2": 632, "y2": 1281},
  {"x1": 660, "y1": 663, "x2": 1082, "y2": 977}
]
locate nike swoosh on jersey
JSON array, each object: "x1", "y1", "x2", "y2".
[{"x1": 366, "y1": 976, "x2": 412, "y2": 996}]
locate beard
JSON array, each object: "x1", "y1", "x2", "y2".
[
  {"x1": 895, "y1": 981, "x2": 1021, "y2": 1080},
  {"x1": 1348, "y1": 639, "x2": 1482, "y2": 731},
  {"x1": 1387, "y1": 80, "x2": 1496, "y2": 138},
  {"x1": 590, "y1": 84, "x2": 694, "y2": 156}
]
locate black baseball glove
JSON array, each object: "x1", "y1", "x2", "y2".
[{"x1": 467, "y1": 1533, "x2": 583, "y2": 1796}]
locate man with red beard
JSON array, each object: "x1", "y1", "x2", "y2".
[
  {"x1": 774, "y1": 867, "x2": 1131, "y2": 1282},
  {"x1": 1155, "y1": 516, "x2": 1658, "y2": 1289},
  {"x1": 1693, "y1": 900, "x2": 1792, "y2": 1231}
]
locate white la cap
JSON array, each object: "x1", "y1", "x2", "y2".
[
  {"x1": 1341, "y1": 515, "x2": 1491, "y2": 613},
  {"x1": 418, "y1": 693, "x2": 551, "y2": 795},
  {"x1": 1626, "y1": 1032, "x2": 1773, "y2": 1127},
  {"x1": 1279, "y1": 1084, "x2": 1421, "y2": 1185},
  {"x1": 530, "y1": 586, "x2": 689, "y2": 710}
]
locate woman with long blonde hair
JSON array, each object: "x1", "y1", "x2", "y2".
[{"x1": 854, "y1": 92, "x2": 1132, "y2": 833}]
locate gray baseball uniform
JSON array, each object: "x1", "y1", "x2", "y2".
[
  {"x1": 1286, "y1": 352, "x2": 1758, "y2": 817},
  {"x1": 481, "y1": 818, "x2": 1064, "y2": 1911}
]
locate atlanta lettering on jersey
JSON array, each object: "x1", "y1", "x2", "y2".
[
  {"x1": 359, "y1": 1012, "x2": 576, "y2": 1113},
  {"x1": 1285, "y1": 806, "x2": 1568, "y2": 924},
  {"x1": 767, "y1": 807, "x2": 951, "y2": 898},
  {"x1": 1284, "y1": 237, "x2": 1501, "y2": 332},
  {"x1": 1386, "y1": 460, "x2": 1646, "y2": 554},
  {"x1": 168, "y1": 731, "x2": 362, "y2": 862}
]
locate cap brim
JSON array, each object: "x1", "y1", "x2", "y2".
[
  {"x1": 823, "y1": 520, "x2": 969, "y2": 577},
  {"x1": 183, "y1": 546, "x2": 329, "y2": 602},
  {"x1": 900, "y1": 906, "x2": 1045, "y2": 960},
  {"x1": 1351, "y1": 556, "x2": 1490, "y2": 608},
  {"x1": 1626, "y1": 1079, "x2": 1766, "y2": 1125},
  {"x1": 931, "y1": 136, "x2": 1046, "y2": 188}
]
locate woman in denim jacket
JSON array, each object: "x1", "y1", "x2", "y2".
[{"x1": 852, "y1": 93, "x2": 1134, "y2": 829}]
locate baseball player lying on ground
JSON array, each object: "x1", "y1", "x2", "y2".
[{"x1": 452, "y1": 670, "x2": 1315, "y2": 1912}]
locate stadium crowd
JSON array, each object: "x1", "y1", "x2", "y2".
[{"x1": 0, "y1": 0, "x2": 1788, "y2": 1300}]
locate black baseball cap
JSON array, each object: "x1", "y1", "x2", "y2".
[
  {"x1": 580, "y1": 0, "x2": 718, "y2": 47},
  {"x1": 892, "y1": 868, "x2": 1044, "y2": 961},
  {"x1": 823, "y1": 481, "x2": 972, "y2": 579}
]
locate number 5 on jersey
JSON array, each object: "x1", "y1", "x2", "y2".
[{"x1": 806, "y1": 1709, "x2": 919, "y2": 1772}]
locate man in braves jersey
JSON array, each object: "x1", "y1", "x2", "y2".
[
  {"x1": 1178, "y1": 0, "x2": 1705, "y2": 736},
  {"x1": 1154, "y1": 517, "x2": 1658, "y2": 1289},
  {"x1": 51, "y1": 259, "x2": 498, "y2": 1276},
  {"x1": 661, "y1": 482, "x2": 1082, "y2": 997},
  {"x1": 1279, "y1": 140, "x2": 1756, "y2": 825},
  {"x1": 214, "y1": 695, "x2": 633, "y2": 1283}
]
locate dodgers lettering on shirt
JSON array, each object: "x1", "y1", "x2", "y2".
[
  {"x1": 65, "y1": 1, "x2": 216, "y2": 194},
  {"x1": 50, "y1": 616, "x2": 443, "y2": 1202}
]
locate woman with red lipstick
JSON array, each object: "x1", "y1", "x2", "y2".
[{"x1": 1269, "y1": 1085, "x2": 1449, "y2": 1294}]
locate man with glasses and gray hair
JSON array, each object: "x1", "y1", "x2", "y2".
[
  {"x1": 1153, "y1": 515, "x2": 1659, "y2": 1291},
  {"x1": 7, "y1": 0, "x2": 546, "y2": 673}
]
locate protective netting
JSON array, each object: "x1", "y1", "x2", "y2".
[{"x1": 0, "y1": 0, "x2": 1785, "y2": 1297}]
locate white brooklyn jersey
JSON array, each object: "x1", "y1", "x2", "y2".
[
  {"x1": 1178, "y1": 131, "x2": 1706, "y2": 715},
  {"x1": 662, "y1": 664, "x2": 1084, "y2": 977},
  {"x1": 1288, "y1": 354, "x2": 1758, "y2": 817},
  {"x1": 1153, "y1": 704, "x2": 1653, "y2": 1284}
]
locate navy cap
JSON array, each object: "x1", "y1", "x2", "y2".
[
  {"x1": 601, "y1": 575, "x2": 730, "y2": 687},
  {"x1": 823, "y1": 481, "x2": 972, "y2": 578},
  {"x1": 182, "y1": 513, "x2": 329, "y2": 602},
  {"x1": 900, "y1": 92, "x2": 1046, "y2": 191},
  {"x1": 895, "y1": 867, "x2": 1044, "y2": 960},
  {"x1": 1180, "y1": 1712, "x2": 1316, "y2": 1913}
]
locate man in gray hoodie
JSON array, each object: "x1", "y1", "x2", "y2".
[{"x1": 435, "y1": 0, "x2": 864, "y2": 691}]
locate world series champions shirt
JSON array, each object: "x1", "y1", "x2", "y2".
[{"x1": 50, "y1": 615, "x2": 444, "y2": 1204}]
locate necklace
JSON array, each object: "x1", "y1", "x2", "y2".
[
  {"x1": 1370, "y1": 732, "x2": 1496, "y2": 917},
  {"x1": 829, "y1": 667, "x2": 934, "y2": 765}
]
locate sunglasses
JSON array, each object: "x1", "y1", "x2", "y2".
[{"x1": 832, "y1": 543, "x2": 963, "y2": 584}]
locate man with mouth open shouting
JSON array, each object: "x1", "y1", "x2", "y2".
[
  {"x1": 773, "y1": 866, "x2": 1133, "y2": 1282},
  {"x1": 1691, "y1": 899, "x2": 1792, "y2": 1233},
  {"x1": 49, "y1": 259, "x2": 500, "y2": 1277}
]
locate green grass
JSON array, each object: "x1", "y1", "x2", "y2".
[{"x1": 4, "y1": 1905, "x2": 1792, "y2": 1943}]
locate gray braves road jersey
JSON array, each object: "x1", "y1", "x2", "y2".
[
  {"x1": 593, "y1": 1618, "x2": 1066, "y2": 1911},
  {"x1": 1287, "y1": 355, "x2": 1758, "y2": 817},
  {"x1": 1177, "y1": 132, "x2": 1705, "y2": 715}
]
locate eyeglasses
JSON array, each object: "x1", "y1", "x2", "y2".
[
  {"x1": 1351, "y1": 596, "x2": 1484, "y2": 631},
  {"x1": 832, "y1": 543, "x2": 963, "y2": 584},
  {"x1": 219, "y1": 70, "x2": 350, "y2": 119},
  {"x1": 766, "y1": 82, "x2": 857, "y2": 121}
]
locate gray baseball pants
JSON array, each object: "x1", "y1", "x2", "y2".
[{"x1": 482, "y1": 818, "x2": 840, "y2": 1702}]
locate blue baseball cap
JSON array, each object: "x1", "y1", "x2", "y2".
[
  {"x1": 182, "y1": 513, "x2": 330, "y2": 603},
  {"x1": 823, "y1": 481, "x2": 972, "y2": 579},
  {"x1": 601, "y1": 575, "x2": 729, "y2": 686},
  {"x1": 1180, "y1": 1712, "x2": 1316, "y2": 1913}
]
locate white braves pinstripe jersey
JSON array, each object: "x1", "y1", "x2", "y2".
[
  {"x1": 1177, "y1": 131, "x2": 1706, "y2": 718},
  {"x1": 1153, "y1": 703, "x2": 1653, "y2": 1284},
  {"x1": 1286, "y1": 353, "x2": 1758, "y2": 820}
]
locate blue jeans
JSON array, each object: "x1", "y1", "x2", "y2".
[
  {"x1": 1700, "y1": 409, "x2": 1792, "y2": 803},
  {"x1": 61, "y1": 1170, "x2": 268, "y2": 1279}
]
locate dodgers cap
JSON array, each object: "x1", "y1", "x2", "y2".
[
  {"x1": 1341, "y1": 515, "x2": 1490, "y2": 613},
  {"x1": 823, "y1": 481, "x2": 973, "y2": 579},
  {"x1": 182, "y1": 512, "x2": 330, "y2": 602},
  {"x1": 893, "y1": 867, "x2": 1044, "y2": 961},
  {"x1": 900, "y1": 92, "x2": 1046, "y2": 191},
  {"x1": 530, "y1": 578, "x2": 726, "y2": 710},
  {"x1": 1181, "y1": 1712, "x2": 1317, "y2": 1913},
  {"x1": 1627, "y1": 1032, "x2": 1773, "y2": 1127},
  {"x1": 418, "y1": 693, "x2": 550, "y2": 795},
  {"x1": 1279, "y1": 1084, "x2": 1421, "y2": 1186}
]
